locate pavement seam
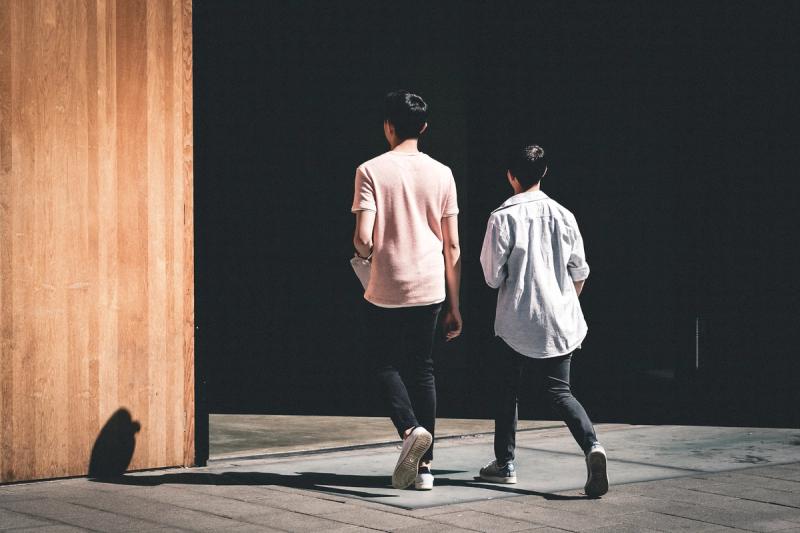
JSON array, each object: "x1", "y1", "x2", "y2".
[
  {"x1": 3, "y1": 499, "x2": 126, "y2": 533},
  {"x1": 138, "y1": 482, "x2": 425, "y2": 528},
  {"x1": 3, "y1": 498, "x2": 120, "y2": 533},
  {"x1": 742, "y1": 472, "x2": 800, "y2": 483},
  {"x1": 643, "y1": 508, "x2": 756, "y2": 532},
  {"x1": 63, "y1": 497, "x2": 205, "y2": 531},
  {"x1": 0, "y1": 506, "x2": 81, "y2": 532},
  {"x1": 684, "y1": 486, "x2": 800, "y2": 511},
  {"x1": 719, "y1": 473, "x2": 800, "y2": 493},
  {"x1": 423, "y1": 511, "x2": 503, "y2": 532},
  {"x1": 233, "y1": 510, "x2": 386, "y2": 533}
]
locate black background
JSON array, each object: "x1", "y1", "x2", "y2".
[{"x1": 193, "y1": 0, "x2": 800, "y2": 451}]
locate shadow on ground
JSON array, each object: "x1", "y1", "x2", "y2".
[{"x1": 91, "y1": 470, "x2": 589, "y2": 501}]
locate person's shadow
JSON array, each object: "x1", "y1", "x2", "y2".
[
  {"x1": 88, "y1": 408, "x2": 141, "y2": 479},
  {"x1": 92, "y1": 469, "x2": 588, "y2": 501}
]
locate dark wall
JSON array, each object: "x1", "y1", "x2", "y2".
[{"x1": 194, "y1": 1, "x2": 800, "y2": 428}]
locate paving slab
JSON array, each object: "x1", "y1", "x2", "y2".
[
  {"x1": 425, "y1": 509, "x2": 540, "y2": 531},
  {"x1": 0, "y1": 498, "x2": 169, "y2": 532}
]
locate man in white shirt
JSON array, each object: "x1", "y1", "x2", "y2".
[{"x1": 478, "y1": 145, "x2": 609, "y2": 497}]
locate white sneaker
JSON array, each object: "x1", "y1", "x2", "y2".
[
  {"x1": 414, "y1": 466, "x2": 434, "y2": 490},
  {"x1": 392, "y1": 427, "x2": 433, "y2": 489},
  {"x1": 584, "y1": 443, "x2": 609, "y2": 497}
]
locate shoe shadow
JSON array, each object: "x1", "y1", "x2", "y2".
[{"x1": 92, "y1": 469, "x2": 587, "y2": 501}]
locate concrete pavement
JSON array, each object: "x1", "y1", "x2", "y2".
[
  {"x1": 209, "y1": 415, "x2": 557, "y2": 459},
  {"x1": 2, "y1": 422, "x2": 799, "y2": 532}
]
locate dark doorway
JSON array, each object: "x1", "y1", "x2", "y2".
[{"x1": 193, "y1": 0, "x2": 800, "y2": 456}]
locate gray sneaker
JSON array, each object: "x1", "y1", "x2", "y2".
[
  {"x1": 584, "y1": 443, "x2": 609, "y2": 497},
  {"x1": 479, "y1": 459, "x2": 517, "y2": 484}
]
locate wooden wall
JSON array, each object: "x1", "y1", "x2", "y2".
[{"x1": 0, "y1": 0, "x2": 194, "y2": 483}]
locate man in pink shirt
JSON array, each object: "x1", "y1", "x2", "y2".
[{"x1": 352, "y1": 90, "x2": 462, "y2": 490}]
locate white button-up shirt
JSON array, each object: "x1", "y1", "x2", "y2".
[{"x1": 480, "y1": 190, "x2": 590, "y2": 358}]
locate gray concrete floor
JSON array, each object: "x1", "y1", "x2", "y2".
[
  {"x1": 2, "y1": 421, "x2": 799, "y2": 531},
  {"x1": 210, "y1": 415, "x2": 558, "y2": 459}
]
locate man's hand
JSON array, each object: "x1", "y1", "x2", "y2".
[
  {"x1": 442, "y1": 307, "x2": 463, "y2": 342},
  {"x1": 574, "y1": 279, "x2": 585, "y2": 297}
]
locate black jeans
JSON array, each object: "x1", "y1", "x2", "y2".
[
  {"x1": 363, "y1": 301, "x2": 442, "y2": 462},
  {"x1": 494, "y1": 338, "x2": 598, "y2": 464}
]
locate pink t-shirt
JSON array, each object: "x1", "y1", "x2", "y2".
[{"x1": 351, "y1": 151, "x2": 459, "y2": 307}]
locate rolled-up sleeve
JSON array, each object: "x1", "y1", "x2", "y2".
[
  {"x1": 567, "y1": 226, "x2": 590, "y2": 281},
  {"x1": 351, "y1": 167, "x2": 376, "y2": 212},
  {"x1": 480, "y1": 218, "x2": 510, "y2": 288}
]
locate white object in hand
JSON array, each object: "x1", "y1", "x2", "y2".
[{"x1": 350, "y1": 253, "x2": 371, "y2": 289}]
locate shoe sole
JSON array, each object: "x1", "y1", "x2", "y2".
[
  {"x1": 392, "y1": 431, "x2": 433, "y2": 489},
  {"x1": 478, "y1": 473, "x2": 517, "y2": 484},
  {"x1": 414, "y1": 482, "x2": 434, "y2": 490},
  {"x1": 585, "y1": 450, "x2": 608, "y2": 497}
]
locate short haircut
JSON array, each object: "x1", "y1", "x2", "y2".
[
  {"x1": 384, "y1": 90, "x2": 428, "y2": 141},
  {"x1": 508, "y1": 144, "x2": 548, "y2": 189}
]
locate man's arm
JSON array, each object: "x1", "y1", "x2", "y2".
[
  {"x1": 441, "y1": 215, "x2": 462, "y2": 341},
  {"x1": 480, "y1": 218, "x2": 510, "y2": 288},
  {"x1": 567, "y1": 222, "x2": 590, "y2": 296},
  {"x1": 353, "y1": 210, "x2": 376, "y2": 258}
]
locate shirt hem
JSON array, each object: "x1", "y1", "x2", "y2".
[
  {"x1": 365, "y1": 294, "x2": 446, "y2": 308},
  {"x1": 496, "y1": 330, "x2": 587, "y2": 359}
]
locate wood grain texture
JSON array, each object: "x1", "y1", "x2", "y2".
[{"x1": 0, "y1": 0, "x2": 194, "y2": 483}]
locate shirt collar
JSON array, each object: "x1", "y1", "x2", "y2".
[{"x1": 493, "y1": 190, "x2": 549, "y2": 212}]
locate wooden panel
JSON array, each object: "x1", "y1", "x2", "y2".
[{"x1": 0, "y1": 0, "x2": 194, "y2": 483}]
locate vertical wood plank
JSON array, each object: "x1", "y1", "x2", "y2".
[
  {"x1": 116, "y1": 0, "x2": 150, "y2": 471},
  {"x1": 97, "y1": 0, "x2": 119, "y2": 430},
  {"x1": 36, "y1": 0, "x2": 72, "y2": 477},
  {"x1": 0, "y1": 0, "x2": 193, "y2": 483},
  {"x1": 76, "y1": 0, "x2": 101, "y2": 475},
  {"x1": 146, "y1": 0, "x2": 168, "y2": 467},
  {"x1": 0, "y1": 0, "x2": 14, "y2": 482},
  {"x1": 181, "y1": 0, "x2": 195, "y2": 467},
  {"x1": 11, "y1": 0, "x2": 39, "y2": 482},
  {"x1": 164, "y1": 0, "x2": 178, "y2": 465}
]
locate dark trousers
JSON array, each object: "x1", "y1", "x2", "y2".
[
  {"x1": 494, "y1": 338, "x2": 598, "y2": 464},
  {"x1": 363, "y1": 301, "x2": 442, "y2": 462}
]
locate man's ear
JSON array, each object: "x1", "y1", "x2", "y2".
[{"x1": 419, "y1": 122, "x2": 428, "y2": 135}]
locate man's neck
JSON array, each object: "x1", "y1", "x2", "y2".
[
  {"x1": 391, "y1": 138, "x2": 420, "y2": 153},
  {"x1": 515, "y1": 183, "x2": 541, "y2": 195}
]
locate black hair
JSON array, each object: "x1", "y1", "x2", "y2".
[
  {"x1": 384, "y1": 90, "x2": 428, "y2": 141},
  {"x1": 508, "y1": 144, "x2": 548, "y2": 189}
]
